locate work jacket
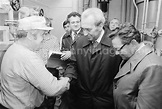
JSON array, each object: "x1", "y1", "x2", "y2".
[{"x1": 113, "y1": 45, "x2": 162, "y2": 109}]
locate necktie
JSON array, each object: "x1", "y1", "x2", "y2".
[
  {"x1": 93, "y1": 40, "x2": 98, "y2": 48},
  {"x1": 73, "y1": 32, "x2": 78, "y2": 41}
]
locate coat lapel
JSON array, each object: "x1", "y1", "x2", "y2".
[
  {"x1": 130, "y1": 45, "x2": 153, "y2": 71},
  {"x1": 91, "y1": 43, "x2": 101, "y2": 54},
  {"x1": 72, "y1": 29, "x2": 84, "y2": 45},
  {"x1": 115, "y1": 60, "x2": 131, "y2": 79},
  {"x1": 115, "y1": 45, "x2": 153, "y2": 79}
]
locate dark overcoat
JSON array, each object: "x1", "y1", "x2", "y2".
[{"x1": 66, "y1": 28, "x2": 122, "y2": 109}]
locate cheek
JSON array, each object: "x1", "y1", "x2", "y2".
[
  {"x1": 95, "y1": 29, "x2": 101, "y2": 36},
  {"x1": 40, "y1": 37, "x2": 44, "y2": 42},
  {"x1": 120, "y1": 49, "x2": 127, "y2": 55},
  {"x1": 37, "y1": 36, "x2": 44, "y2": 43},
  {"x1": 89, "y1": 29, "x2": 97, "y2": 35}
]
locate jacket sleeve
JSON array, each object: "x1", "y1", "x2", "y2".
[
  {"x1": 64, "y1": 44, "x2": 77, "y2": 79},
  {"x1": 137, "y1": 65, "x2": 162, "y2": 109},
  {"x1": 60, "y1": 37, "x2": 65, "y2": 52},
  {"x1": 18, "y1": 53, "x2": 69, "y2": 97}
]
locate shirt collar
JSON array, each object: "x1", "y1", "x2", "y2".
[
  {"x1": 96, "y1": 29, "x2": 104, "y2": 43},
  {"x1": 71, "y1": 29, "x2": 81, "y2": 40},
  {"x1": 72, "y1": 29, "x2": 81, "y2": 36},
  {"x1": 136, "y1": 43, "x2": 145, "y2": 52}
]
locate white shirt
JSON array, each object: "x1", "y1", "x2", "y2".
[
  {"x1": 96, "y1": 29, "x2": 105, "y2": 43},
  {"x1": 71, "y1": 29, "x2": 81, "y2": 41}
]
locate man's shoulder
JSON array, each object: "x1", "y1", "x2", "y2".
[{"x1": 62, "y1": 33, "x2": 71, "y2": 39}]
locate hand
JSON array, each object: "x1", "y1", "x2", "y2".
[
  {"x1": 61, "y1": 51, "x2": 71, "y2": 60},
  {"x1": 56, "y1": 66, "x2": 65, "y2": 77},
  {"x1": 155, "y1": 49, "x2": 162, "y2": 56},
  {"x1": 60, "y1": 77, "x2": 70, "y2": 90}
]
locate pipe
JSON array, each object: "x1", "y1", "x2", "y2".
[
  {"x1": 144, "y1": 0, "x2": 149, "y2": 29},
  {"x1": 156, "y1": 0, "x2": 162, "y2": 28},
  {"x1": 141, "y1": 0, "x2": 146, "y2": 31},
  {"x1": 133, "y1": 0, "x2": 138, "y2": 27}
]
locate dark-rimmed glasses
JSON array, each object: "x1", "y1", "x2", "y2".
[{"x1": 116, "y1": 43, "x2": 127, "y2": 52}]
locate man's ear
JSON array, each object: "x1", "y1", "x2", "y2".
[
  {"x1": 131, "y1": 39, "x2": 138, "y2": 46},
  {"x1": 99, "y1": 22, "x2": 104, "y2": 28},
  {"x1": 97, "y1": 22, "x2": 104, "y2": 30}
]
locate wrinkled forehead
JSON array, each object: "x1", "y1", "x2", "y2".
[
  {"x1": 69, "y1": 16, "x2": 81, "y2": 22},
  {"x1": 110, "y1": 19, "x2": 119, "y2": 24}
]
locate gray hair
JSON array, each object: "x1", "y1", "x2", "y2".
[{"x1": 81, "y1": 8, "x2": 105, "y2": 26}]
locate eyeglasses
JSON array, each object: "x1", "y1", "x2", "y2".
[{"x1": 116, "y1": 43, "x2": 127, "y2": 52}]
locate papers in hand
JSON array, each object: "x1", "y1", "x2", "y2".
[
  {"x1": 48, "y1": 51, "x2": 63, "y2": 57},
  {"x1": 47, "y1": 51, "x2": 68, "y2": 68}
]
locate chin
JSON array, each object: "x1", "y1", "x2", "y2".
[{"x1": 120, "y1": 55, "x2": 128, "y2": 60}]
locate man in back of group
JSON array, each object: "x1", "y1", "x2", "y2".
[
  {"x1": 60, "y1": 20, "x2": 71, "y2": 50},
  {"x1": 63, "y1": 20, "x2": 71, "y2": 35},
  {"x1": 65, "y1": 8, "x2": 121, "y2": 109},
  {"x1": 109, "y1": 18, "x2": 120, "y2": 31},
  {"x1": 0, "y1": 16, "x2": 70, "y2": 109},
  {"x1": 61, "y1": 12, "x2": 82, "y2": 60}
]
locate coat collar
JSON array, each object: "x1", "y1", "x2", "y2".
[
  {"x1": 115, "y1": 44, "x2": 153, "y2": 79},
  {"x1": 71, "y1": 28, "x2": 84, "y2": 45},
  {"x1": 82, "y1": 28, "x2": 112, "y2": 48},
  {"x1": 62, "y1": 32, "x2": 71, "y2": 39}
]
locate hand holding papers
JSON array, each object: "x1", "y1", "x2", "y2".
[
  {"x1": 61, "y1": 51, "x2": 72, "y2": 60},
  {"x1": 47, "y1": 51, "x2": 70, "y2": 68}
]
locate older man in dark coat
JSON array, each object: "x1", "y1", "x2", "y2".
[{"x1": 65, "y1": 8, "x2": 121, "y2": 109}]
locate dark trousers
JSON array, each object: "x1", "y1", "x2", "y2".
[
  {"x1": 0, "y1": 103, "x2": 8, "y2": 109},
  {"x1": 34, "y1": 97, "x2": 56, "y2": 109},
  {"x1": 59, "y1": 79, "x2": 78, "y2": 109}
]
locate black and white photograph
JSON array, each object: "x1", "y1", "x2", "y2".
[{"x1": 0, "y1": 0, "x2": 162, "y2": 109}]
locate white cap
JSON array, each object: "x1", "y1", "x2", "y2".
[{"x1": 18, "y1": 16, "x2": 53, "y2": 30}]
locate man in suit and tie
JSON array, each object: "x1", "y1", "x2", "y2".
[{"x1": 60, "y1": 12, "x2": 82, "y2": 60}]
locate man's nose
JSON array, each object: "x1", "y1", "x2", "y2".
[{"x1": 115, "y1": 51, "x2": 120, "y2": 55}]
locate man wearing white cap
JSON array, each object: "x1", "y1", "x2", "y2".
[{"x1": 0, "y1": 16, "x2": 70, "y2": 109}]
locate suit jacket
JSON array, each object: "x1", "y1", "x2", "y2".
[
  {"x1": 61, "y1": 33, "x2": 72, "y2": 51},
  {"x1": 113, "y1": 45, "x2": 162, "y2": 109},
  {"x1": 61, "y1": 29, "x2": 84, "y2": 51},
  {"x1": 65, "y1": 28, "x2": 122, "y2": 109}
]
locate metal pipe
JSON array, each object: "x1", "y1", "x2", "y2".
[
  {"x1": 133, "y1": 0, "x2": 138, "y2": 27},
  {"x1": 156, "y1": 0, "x2": 162, "y2": 28},
  {"x1": 141, "y1": 0, "x2": 146, "y2": 30},
  {"x1": 144, "y1": 0, "x2": 149, "y2": 29}
]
